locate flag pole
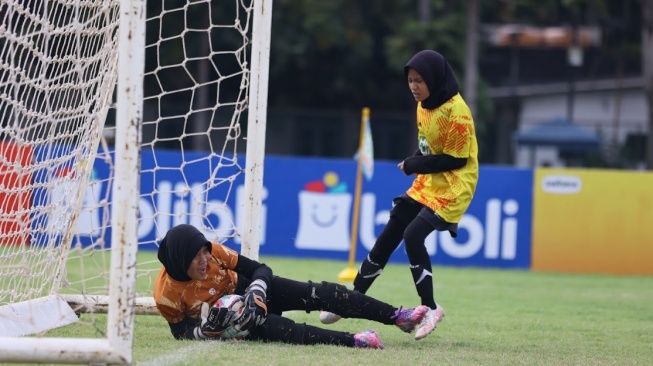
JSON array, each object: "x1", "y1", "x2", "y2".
[{"x1": 338, "y1": 107, "x2": 370, "y2": 282}]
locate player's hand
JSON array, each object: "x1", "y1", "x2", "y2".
[
  {"x1": 235, "y1": 280, "x2": 268, "y2": 331},
  {"x1": 199, "y1": 301, "x2": 240, "y2": 337}
]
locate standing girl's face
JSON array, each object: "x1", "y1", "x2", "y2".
[
  {"x1": 407, "y1": 68, "x2": 430, "y2": 103},
  {"x1": 187, "y1": 245, "x2": 211, "y2": 280}
]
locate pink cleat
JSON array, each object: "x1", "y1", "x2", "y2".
[
  {"x1": 354, "y1": 329, "x2": 384, "y2": 349},
  {"x1": 392, "y1": 305, "x2": 429, "y2": 333}
]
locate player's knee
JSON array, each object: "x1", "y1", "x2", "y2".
[
  {"x1": 389, "y1": 208, "x2": 412, "y2": 227},
  {"x1": 390, "y1": 197, "x2": 420, "y2": 226},
  {"x1": 305, "y1": 281, "x2": 345, "y2": 311},
  {"x1": 403, "y1": 225, "x2": 418, "y2": 247},
  {"x1": 403, "y1": 220, "x2": 431, "y2": 246},
  {"x1": 307, "y1": 280, "x2": 341, "y2": 297}
]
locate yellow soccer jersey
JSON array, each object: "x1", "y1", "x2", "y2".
[
  {"x1": 153, "y1": 242, "x2": 240, "y2": 324},
  {"x1": 406, "y1": 93, "x2": 479, "y2": 223}
]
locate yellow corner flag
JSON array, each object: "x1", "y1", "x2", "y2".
[
  {"x1": 360, "y1": 109, "x2": 374, "y2": 181},
  {"x1": 338, "y1": 107, "x2": 373, "y2": 282}
]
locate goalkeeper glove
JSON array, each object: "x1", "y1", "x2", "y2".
[
  {"x1": 197, "y1": 301, "x2": 239, "y2": 338},
  {"x1": 235, "y1": 279, "x2": 268, "y2": 331}
]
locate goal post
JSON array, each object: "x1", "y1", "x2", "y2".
[
  {"x1": 0, "y1": 0, "x2": 272, "y2": 363},
  {"x1": 241, "y1": 0, "x2": 273, "y2": 261},
  {"x1": 104, "y1": 0, "x2": 145, "y2": 360}
]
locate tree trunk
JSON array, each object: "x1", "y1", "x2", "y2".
[
  {"x1": 644, "y1": 0, "x2": 653, "y2": 169},
  {"x1": 418, "y1": 0, "x2": 431, "y2": 23},
  {"x1": 192, "y1": 41, "x2": 211, "y2": 152},
  {"x1": 464, "y1": 0, "x2": 480, "y2": 117}
]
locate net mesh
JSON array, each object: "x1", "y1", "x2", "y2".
[{"x1": 0, "y1": 0, "x2": 255, "y2": 329}]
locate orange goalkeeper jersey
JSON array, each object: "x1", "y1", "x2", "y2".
[
  {"x1": 406, "y1": 93, "x2": 479, "y2": 223},
  {"x1": 153, "y1": 242, "x2": 240, "y2": 324}
]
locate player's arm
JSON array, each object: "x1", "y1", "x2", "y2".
[
  {"x1": 156, "y1": 296, "x2": 221, "y2": 340},
  {"x1": 233, "y1": 254, "x2": 273, "y2": 287},
  {"x1": 170, "y1": 304, "x2": 238, "y2": 340},
  {"x1": 155, "y1": 290, "x2": 210, "y2": 340},
  {"x1": 168, "y1": 316, "x2": 202, "y2": 340},
  {"x1": 212, "y1": 242, "x2": 273, "y2": 287},
  {"x1": 401, "y1": 154, "x2": 467, "y2": 175},
  {"x1": 211, "y1": 242, "x2": 271, "y2": 329},
  {"x1": 232, "y1": 255, "x2": 272, "y2": 331},
  {"x1": 401, "y1": 143, "x2": 465, "y2": 174},
  {"x1": 403, "y1": 103, "x2": 473, "y2": 175}
]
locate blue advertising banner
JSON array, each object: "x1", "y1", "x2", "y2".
[
  {"x1": 260, "y1": 157, "x2": 533, "y2": 269},
  {"x1": 71, "y1": 151, "x2": 533, "y2": 269}
]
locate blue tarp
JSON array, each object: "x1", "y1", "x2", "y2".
[{"x1": 514, "y1": 117, "x2": 601, "y2": 151}]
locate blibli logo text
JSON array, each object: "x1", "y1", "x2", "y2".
[
  {"x1": 69, "y1": 179, "x2": 267, "y2": 245},
  {"x1": 359, "y1": 195, "x2": 519, "y2": 260}
]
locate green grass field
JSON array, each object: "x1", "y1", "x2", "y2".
[{"x1": 37, "y1": 254, "x2": 653, "y2": 366}]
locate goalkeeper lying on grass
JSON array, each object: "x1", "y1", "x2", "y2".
[{"x1": 154, "y1": 224, "x2": 437, "y2": 349}]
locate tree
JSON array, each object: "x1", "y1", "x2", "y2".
[
  {"x1": 643, "y1": 0, "x2": 653, "y2": 168},
  {"x1": 268, "y1": 0, "x2": 467, "y2": 111}
]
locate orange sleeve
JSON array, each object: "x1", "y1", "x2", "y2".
[
  {"x1": 153, "y1": 268, "x2": 186, "y2": 323},
  {"x1": 211, "y1": 242, "x2": 240, "y2": 269}
]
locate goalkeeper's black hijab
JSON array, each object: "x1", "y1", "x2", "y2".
[
  {"x1": 404, "y1": 50, "x2": 459, "y2": 110},
  {"x1": 158, "y1": 224, "x2": 213, "y2": 282}
]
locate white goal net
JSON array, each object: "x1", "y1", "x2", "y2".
[{"x1": 0, "y1": 0, "x2": 271, "y2": 363}]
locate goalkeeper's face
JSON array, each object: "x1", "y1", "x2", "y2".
[
  {"x1": 407, "y1": 68, "x2": 430, "y2": 103},
  {"x1": 187, "y1": 246, "x2": 211, "y2": 280}
]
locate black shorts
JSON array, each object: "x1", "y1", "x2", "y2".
[{"x1": 390, "y1": 194, "x2": 458, "y2": 238}]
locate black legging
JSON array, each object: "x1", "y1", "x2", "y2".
[
  {"x1": 248, "y1": 313, "x2": 355, "y2": 345},
  {"x1": 245, "y1": 277, "x2": 397, "y2": 346},
  {"x1": 403, "y1": 216, "x2": 436, "y2": 266},
  {"x1": 367, "y1": 216, "x2": 409, "y2": 267},
  {"x1": 366, "y1": 194, "x2": 433, "y2": 268}
]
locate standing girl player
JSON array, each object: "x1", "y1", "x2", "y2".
[{"x1": 321, "y1": 50, "x2": 479, "y2": 340}]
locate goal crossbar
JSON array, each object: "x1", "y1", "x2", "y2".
[{"x1": 0, "y1": 338, "x2": 129, "y2": 364}]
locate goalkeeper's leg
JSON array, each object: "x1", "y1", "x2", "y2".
[
  {"x1": 246, "y1": 314, "x2": 382, "y2": 348},
  {"x1": 318, "y1": 216, "x2": 407, "y2": 326},
  {"x1": 319, "y1": 195, "x2": 421, "y2": 325},
  {"x1": 268, "y1": 277, "x2": 416, "y2": 327},
  {"x1": 268, "y1": 278, "x2": 429, "y2": 335}
]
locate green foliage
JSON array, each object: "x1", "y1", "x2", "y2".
[
  {"x1": 384, "y1": 13, "x2": 466, "y2": 73},
  {"x1": 41, "y1": 254, "x2": 653, "y2": 366},
  {"x1": 269, "y1": 1, "x2": 419, "y2": 109},
  {"x1": 481, "y1": 0, "x2": 562, "y2": 25},
  {"x1": 470, "y1": 79, "x2": 495, "y2": 161},
  {"x1": 268, "y1": 1, "x2": 478, "y2": 110}
]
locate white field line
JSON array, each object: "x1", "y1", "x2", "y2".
[
  {"x1": 136, "y1": 311, "x2": 304, "y2": 365},
  {"x1": 136, "y1": 341, "x2": 218, "y2": 366}
]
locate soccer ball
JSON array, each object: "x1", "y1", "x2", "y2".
[{"x1": 213, "y1": 294, "x2": 249, "y2": 339}]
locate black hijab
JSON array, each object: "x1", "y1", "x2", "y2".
[
  {"x1": 157, "y1": 224, "x2": 213, "y2": 282},
  {"x1": 404, "y1": 50, "x2": 459, "y2": 109}
]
